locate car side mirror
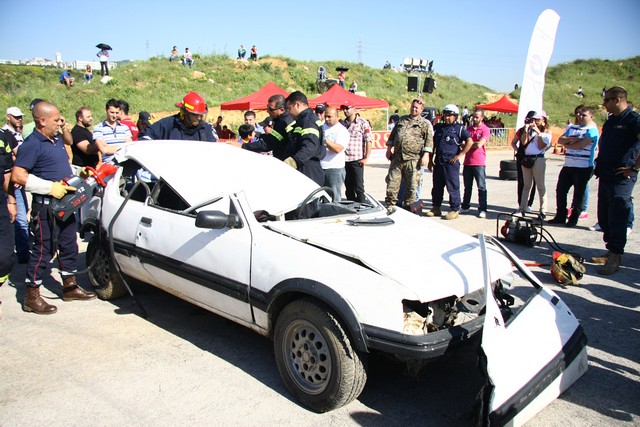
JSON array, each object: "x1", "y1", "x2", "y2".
[{"x1": 195, "y1": 210, "x2": 242, "y2": 229}]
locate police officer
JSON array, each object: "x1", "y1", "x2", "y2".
[
  {"x1": 140, "y1": 91, "x2": 216, "y2": 142},
  {"x1": 283, "y1": 91, "x2": 325, "y2": 186},
  {"x1": 242, "y1": 94, "x2": 295, "y2": 160},
  {"x1": 0, "y1": 128, "x2": 17, "y2": 294},
  {"x1": 12, "y1": 102, "x2": 96, "y2": 315},
  {"x1": 426, "y1": 104, "x2": 473, "y2": 220},
  {"x1": 384, "y1": 98, "x2": 434, "y2": 209}
]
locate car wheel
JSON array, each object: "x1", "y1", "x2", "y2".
[
  {"x1": 86, "y1": 237, "x2": 127, "y2": 300},
  {"x1": 499, "y1": 169, "x2": 518, "y2": 180},
  {"x1": 500, "y1": 159, "x2": 517, "y2": 171},
  {"x1": 274, "y1": 299, "x2": 367, "y2": 412}
]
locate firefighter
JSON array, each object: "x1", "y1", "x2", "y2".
[
  {"x1": 140, "y1": 91, "x2": 216, "y2": 141},
  {"x1": 242, "y1": 94, "x2": 295, "y2": 160},
  {"x1": 283, "y1": 91, "x2": 325, "y2": 186},
  {"x1": 12, "y1": 102, "x2": 96, "y2": 315}
]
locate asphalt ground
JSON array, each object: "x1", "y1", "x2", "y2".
[{"x1": 1, "y1": 150, "x2": 638, "y2": 426}]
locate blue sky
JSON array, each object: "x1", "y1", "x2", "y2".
[{"x1": 2, "y1": 0, "x2": 639, "y2": 93}]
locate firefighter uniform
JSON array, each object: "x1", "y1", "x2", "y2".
[
  {"x1": 140, "y1": 114, "x2": 216, "y2": 142},
  {"x1": 288, "y1": 108, "x2": 325, "y2": 186},
  {"x1": 14, "y1": 129, "x2": 95, "y2": 314},
  {"x1": 243, "y1": 112, "x2": 296, "y2": 160}
]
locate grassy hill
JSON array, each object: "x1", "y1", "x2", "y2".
[{"x1": 1, "y1": 55, "x2": 638, "y2": 131}]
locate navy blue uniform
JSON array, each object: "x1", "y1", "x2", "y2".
[
  {"x1": 288, "y1": 108, "x2": 325, "y2": 185},
  {"x1": 0, "y1": 130, "x2": 15, "y2": 283},
  {"x1": 594, "y1": 106, "x2": 640, "y2": 255},
  {"x1": 14, "y1": 130, "x2": 78, "y2": 286},
  {"x1": 243, "y1": 112, "x2": 295, "y2": 160},
  {"x1": 431, "y1": 123, "x2": 470, "y2": 211},
  {"x1": 140, "y1": 114, "x2": 216, "y2": 142}
]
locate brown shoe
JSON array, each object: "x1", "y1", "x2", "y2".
[
  {"x1": 590, "y1": 251, "x2": 611, "y2": 265},
  {"x1": 425, "y1": 207, "x2": 442, "y2": 217},
  {"x1": 62, "y1": 276, "x2": 96, "y2": 302},
  {"x1": 23, "y1": 286, "x2": 57, "y2": 315},
  {"x1": 444, "y1": 211, "x2": 459, "y2": 220},
  {"x1": 599, "y1": 253, "x2": 622, "y2": 275}
]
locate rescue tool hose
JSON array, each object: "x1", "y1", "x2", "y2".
[{"x1": 106, "y1": 180, "x2": 150, "y2": 318}]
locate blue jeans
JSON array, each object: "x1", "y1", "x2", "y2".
[
  {"x1": 323, "y1": 168, "x2": 345, "y2": 202},
  {"x1": 14, "y1": 187, "x2": 30, "y2": 262},
  {"x1": 462, "y1": 165, "x2": 487, "y2": 211}
]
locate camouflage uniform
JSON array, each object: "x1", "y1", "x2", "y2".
[{"x1": 385, "y1": 115, "x2": 434, "y2": 206}]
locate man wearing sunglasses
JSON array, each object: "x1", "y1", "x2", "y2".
[
  {"x1": 242, "y1": 94, "x2": 295, "y2": 161},
  {"x1": 591, "y1": 86, "x2": 640, "y2": 275}
]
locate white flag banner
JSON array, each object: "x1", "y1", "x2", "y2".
[{"x1": 516, "y1": 9, "x2": 561, "y2": 129}]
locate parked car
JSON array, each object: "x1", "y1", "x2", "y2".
[{"x1": 81, "y1": 141, "x2": 586, "y2": 419}]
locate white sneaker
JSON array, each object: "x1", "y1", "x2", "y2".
[
  {"x1": 478, "y1": 211, "x2": 486, "y2": 219},
  {"x1": 588, "y1": 223, "x2": 602, "y2": 231},
  {"x1": 525, "y1": 206, "x2": 533, "y2": 213}
]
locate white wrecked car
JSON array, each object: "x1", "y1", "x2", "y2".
[{"x1": 81, "y1": 141, "x2": 587, "y2": 419}]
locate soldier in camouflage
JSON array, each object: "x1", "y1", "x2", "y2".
[{"x1": 384, "y1": 99, "x2": 434, "y2": 208}]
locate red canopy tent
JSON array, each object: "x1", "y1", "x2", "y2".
[
  {"x1": 475, "y1": 95, "x2": 519, "y2": 114},
  {"x1": 308, "y1": 84, "x2": 389, "y2": 110},
  {"x1": 220, "y1": 81, "x2": 289, "y2": 111}
]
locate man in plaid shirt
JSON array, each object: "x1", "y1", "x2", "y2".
[{"x1": 341, "y1": 104, "x2": 372, "y2": 202}]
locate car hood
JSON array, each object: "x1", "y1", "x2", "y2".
[{"x1": 266, "y1": 211, "x2": 513, "y2": 301}]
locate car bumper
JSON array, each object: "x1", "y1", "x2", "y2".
[{"x1": 362, "y1": 315, "x2": 484, "y2": 359}]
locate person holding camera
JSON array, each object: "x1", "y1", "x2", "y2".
[{"x1": 516, "y1": 111, "x2": 552, "y2": 218}]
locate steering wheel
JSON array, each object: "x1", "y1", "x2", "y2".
[{"x1": 295, "y1": 187, "x2": 334, "y2": 219}]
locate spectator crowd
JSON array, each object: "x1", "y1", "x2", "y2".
[{"x1": 1, "y1": 85, "x2": 638, "y2": 317}]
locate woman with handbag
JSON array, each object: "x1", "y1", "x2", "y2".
[{"x1": 517, "y1": 111, "x2": 552, "y2": 218}]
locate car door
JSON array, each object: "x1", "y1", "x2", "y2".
[
  {"x1": 476, "y1": 235, "x2": 588, "y2": 426},
  {"x1": 134, "y1": 179, "x2": 253, "y2": 324}
]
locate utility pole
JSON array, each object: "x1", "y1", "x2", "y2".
[{"x1": 357, "y1": 38, "x2": 363, "y2": 64}]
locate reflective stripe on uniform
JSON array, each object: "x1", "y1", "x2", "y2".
[
  {"x1": 271, "y1": 130, "x2": 284, "y2": 141},
  {"x1": 294, "y1": 127, "x2": 320, "y2": 138}
]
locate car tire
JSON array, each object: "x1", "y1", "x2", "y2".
[
  {"x1": 500, "y1": 160, "x2": 517, "y2": 171},
  {"x1": 86, "y1": 237, "x2": 127, "y2": 300},
  {"x1": 274, "y1": 299, "x2": 367, "y2": 412},
  {"x1": 499, "y1": 169, "x2": 518, "y2": 180}
]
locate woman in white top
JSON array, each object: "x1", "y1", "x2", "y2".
[{"x1": 518, "y1": 111, "x2": 552, "y2": 217}]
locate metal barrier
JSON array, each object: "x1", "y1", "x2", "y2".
[{"x1": 487, "y1": 128, "x2": 514, "y2": 149}]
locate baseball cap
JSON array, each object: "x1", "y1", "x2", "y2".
[
  {"x1": 340, "y1": 104, "x2": 354, "y2": 110},
  {"x1": 6, "y1": 106, "x2": 25, "y2": 117},
  {"x1": 532, "y1": 110, "x2": 548, "y2": 119},
  {"x1": 29, "y1": 99, "x2": 45, "y2": 111},
  {"x1": 314, "y1": 103, "x2": 327, "y2": 114},
  {"x1": 138, "y1": 111, "x2": 152, "y2": 124},
  {"x1": 259, "y1": 118, "x2": 274, "y2": 128}
]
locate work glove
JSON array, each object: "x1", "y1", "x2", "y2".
[
  {"x1": 284, "y1": 157, "x2": 297, "y2": 169},
  {"x1": 49, "y1": 181, "x2": 76, "y2": 199},
  {"x1": 79, "y1": 167, "x2": 93, "y2": 179}
]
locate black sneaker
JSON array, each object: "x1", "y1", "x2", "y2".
[{"x1": 547, "y1": 217, "x2": 566, "y2": 224}]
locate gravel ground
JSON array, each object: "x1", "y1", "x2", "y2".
[{"x1": 1, "y1": 150, "x2": 638, "y2": 426}]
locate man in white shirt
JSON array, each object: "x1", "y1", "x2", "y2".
[{"x1": 321, "y1": 107, "x2": 349, "y2": 201}]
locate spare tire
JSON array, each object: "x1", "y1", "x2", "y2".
[
  {"x1": 500, "y1": 160, "x2": 517, "y2": 171},
  {"x1": 499, "y1": 169, "x2": 517, "y2": 180}
]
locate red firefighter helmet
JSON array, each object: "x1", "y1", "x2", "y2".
[{"x1": 176, "y1": 91, "x2": 208, "y2": 115}]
